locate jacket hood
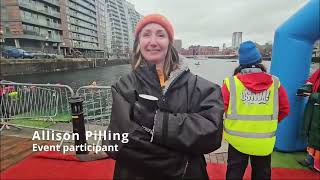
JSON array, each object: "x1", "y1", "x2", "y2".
[{"x1": 236, "y1": 68, "x2": 273, "y2": 93}]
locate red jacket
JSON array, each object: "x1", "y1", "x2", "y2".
[
  {"x1": 222, "y1": 72, "x2": 290, "y2": 122},
  {"x1": 306, "y1": 68, "x2": 320, "y2": 93}
]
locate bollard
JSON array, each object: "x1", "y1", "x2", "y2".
[{"x1": 69, "y1": 95, "x2": 88, "y2": 154}]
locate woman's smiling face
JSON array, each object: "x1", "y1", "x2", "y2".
[{"x1": 139, "y1": 23, "x2": 169, "y2": 64}]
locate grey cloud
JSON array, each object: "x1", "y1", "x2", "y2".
[{"x1": 128, "y1": 0, "x2": 308, "y2": 48}]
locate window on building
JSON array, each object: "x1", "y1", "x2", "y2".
[
  {"x1": 48, "y1": 30, "x2": 52, "y2": 38},
  {"x1": 34, "y1": 27, "x2": 40, "y2": 33},
  {"x1": 26, "y1": 25, "x2": 33, "y2": 31},
  {"x1": 4, "y1": 24, "x2": 10, "y2": 34},
  {"x1": 24, "y1": 11, "x2": 31, "y2": 18}
]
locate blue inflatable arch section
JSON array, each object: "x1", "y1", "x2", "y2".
[{"x1": 270, "y1": 0, "x2": 320, "y2": 152}]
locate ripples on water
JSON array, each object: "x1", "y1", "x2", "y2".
[
  {"x1": 4, "y1": 59, "x2": 318, "y2": 88},
  {"x1": 5, "y1": 64, "x2": 131, "y2": 89},
  {"x1": 187, "y1": 59, "x2": 270, "y2": 84}
]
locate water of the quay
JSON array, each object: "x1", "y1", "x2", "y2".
[{"x1": 3, "y1": 59, "x2": 318, "y2": 89}]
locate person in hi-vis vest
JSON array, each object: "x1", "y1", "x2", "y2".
[{"x1": 221, "y1": 41, "x2": 290, "y2": 180}]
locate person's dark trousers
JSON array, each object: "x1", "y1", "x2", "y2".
[{"x1": 226, "y1": 144, "x2": 271, "y2": 180}]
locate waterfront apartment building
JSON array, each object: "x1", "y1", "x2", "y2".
[
  {"x1": 173, "y1": 39, "x2": 182, "y2": 51},
  {"x1": 179, "y1": 45, "x2": 219, "y2": 56},
  {"x1": 60, "y1": 0, "x2": 102, "y2": 57},
  {"x1": 198, "y1": 46, "x2": 219, "y2": 55},
  {"x1": 179, "y1": 48, "x2": 193, "y2": 56},
  {"x1": 0, "y1": 0, "x2": 63, "y2": 53},
  {"x1": 105, "y1": 0, "x2": 128, "y2": 57},
  {"x1": 104, "y1": 0, "x2": 141, "y2": 57},
  {"x1": 97, "y1": 0, "x2": 108, "y2": 57},
  {"x1": 232, "y1": 32, "x2": 242, "y2": 49},
  {"x1": 125, "y1": 1, "x2": 142, "y2": 53},
  {"x1": 1, "y1": 0, "x2": 142, "y2": 57}
]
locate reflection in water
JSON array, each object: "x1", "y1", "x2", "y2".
[
  {"x1": 3, "y1": 59, "x2": 275, "y2": 88},
  {"x1": 4, "y1": 64, "x2": 131, "y2": 89}
]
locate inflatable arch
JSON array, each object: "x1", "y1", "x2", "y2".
[{"x1": 270, "y1": 0, "x2": 320, "y2": 151}]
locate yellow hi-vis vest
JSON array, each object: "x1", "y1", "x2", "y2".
[{"x1": 223, "y1": 75, "x2": 280, "y2": 156}]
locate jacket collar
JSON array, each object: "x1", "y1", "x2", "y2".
[
  {"x1": 240, "y1": 68, "x2": 263, "y2": 74},
  {"x1": 135, "y1": 61, "x2": 190, "y2": 94},
  {"x1": 162, "y1": 61, "x2": 189, "y2": 94}
]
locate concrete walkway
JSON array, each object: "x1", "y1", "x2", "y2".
[{"x1": 206, "y1": 139, "x2": 228, "y2": 164}]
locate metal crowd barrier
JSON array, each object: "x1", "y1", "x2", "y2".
[
  {"x1": 0, "y1": 81, "x2": 74, "y2": 131},
  {"x1": 0, "y1": 81, "x2": 112, "y2": 135},
  {"x1": 76, "y1": 85, "x2": 112, "y2": 132}
]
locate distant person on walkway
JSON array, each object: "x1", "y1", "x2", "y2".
[
  {"x1": 104, "y1": 14, "x2": 224, "y2": 179},
  {"x1": 297, "y1": 67, "x2": 320, "y2": 172},
  {"x1": 221, "y1": 41, "x2": 290, "y2": 180}
]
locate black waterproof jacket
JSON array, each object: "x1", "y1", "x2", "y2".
[
  {"x1": 104, "y1": 63, "x2": 224, "y2": 179},
  {"x1": 302, "y1": 92, "x2": 320, "y2": 150}
]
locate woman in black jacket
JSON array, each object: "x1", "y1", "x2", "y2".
[{"x1": 104, "y1": 14, "x2": 224, "y2": 179}]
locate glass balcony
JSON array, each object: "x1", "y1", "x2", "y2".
[
  {"x1": 72, "y1": 42, "x2": 99, "y2": 50},
  {"x1": 22, "y1": 29, "x2": 62, "y2": 42},
  {"x1": 69, "y1": 20, "x2": 96, "y2": 31},
  {"x1": 39, "y1": 0, "x2": 60, "y2": 7},
  {"x1": 72, "y1": 36, "x2": 98, "y2": 43},
  {"x1": 21, "y1": 16, "x2": 62, "y2": 30},
  {"x1": 67, "y1": 10, "x2": 96, "y2": 24},
  {"x1": 70, "y1": 0, "x2": 96, "y2": 12},
  {"x1": 18, "y1": 1, "x2": 61, "y2": 19},
  {"x1": 67, "y1": 3, "x2": 96, "y2": 19},
  {"x1": 70, "y1": 28, "x2": 97, "y2": 37}
]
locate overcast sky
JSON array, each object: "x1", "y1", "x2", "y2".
[{"x1": 127, "y1": 0, "x2": 309, "y2": 48}]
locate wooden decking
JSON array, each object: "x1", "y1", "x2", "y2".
[
  {"x1": 0, "y1": 135, "x2": 228, "y2": 173},
  {"x1": 0, "y1": 135, "x2": 58, "y2": 172}
]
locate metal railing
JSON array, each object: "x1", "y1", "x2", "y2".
[
  {"x1": 18, "y1": 1, "x2": 61, "y2": 18},
  {"x1": 0, "y1": 81, "x2": 112, "y2": 135},
  {"x1": 0, "y1": 81, "x2": 74, "y2": 131},
  {"x1": 76, "y1": 85, "x2": 112, "y2": 131},
  {"x1": 21, "y1": 16, "x2": 62, "y2": 30}
]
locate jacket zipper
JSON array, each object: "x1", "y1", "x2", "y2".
[
  {"x1": 182, "y1": 160, "x2": 189, "y2": 179},
  {"x1": 162, "y1": 70, "x2": 188, "y2": 96}
]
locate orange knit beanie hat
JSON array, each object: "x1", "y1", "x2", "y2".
[{"x1": 135, "y1": 14, "x2": 174, "y2": 42}]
